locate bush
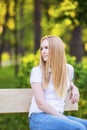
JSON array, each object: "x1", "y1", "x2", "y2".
[
  {"x1": 17, "y1": 51, "x2": 40, "y2": 88},
  {"x1": 66, "y1": 55, "x2": 87, "y2": 118},
  {"x1": 67, "y1": 55, "x2": 87, "y2": 89}
]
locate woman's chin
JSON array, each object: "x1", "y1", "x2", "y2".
[
  {"x1": 42, "y1": 59, "x2": 47, "y2": 63},
  {"x1": 43, "y1": 58, "x2": 48, "y2": 62}
]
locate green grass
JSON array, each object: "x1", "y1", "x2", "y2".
[{"x1": 0, "y1": 66, "x2": 18, "y2": 88}]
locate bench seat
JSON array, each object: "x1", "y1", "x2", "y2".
[{"x1": 0, "y1": 88, "x2": 78, "y2": 114}]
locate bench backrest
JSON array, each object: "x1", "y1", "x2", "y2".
[{"x1": 0, "y1": 88, "x2": 78, "y2": 114}]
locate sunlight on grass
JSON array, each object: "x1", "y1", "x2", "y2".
[{"x1": 0, "y1": 66, "x2": 18, "y2": 88}]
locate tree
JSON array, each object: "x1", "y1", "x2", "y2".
[
  {"x1": 41, "y1": 0, "x2": 87, "y2": 62},
  {"x1": 70, "y1": 26, "x2": 83, "y2": 62},
  {"x1": 14, "y1": 0, "x2": 19, "y2": 75},
  {"x1": 0, "y1": 0, "x2": 10, "y2": 67},
  {"x1": 69, "y1": 0, "x2": 87, "y2": 62},
  {"x1": 33, "y1": 0, "x2": 41, "y2": 52}
]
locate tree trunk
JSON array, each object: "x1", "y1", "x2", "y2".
[
  {"x1": 0, "y1": 0, "x2": 9, "y2": 67},
  {"x1": 34, "y1": 0, "x2": 41, "y2": 53},
  {"x1": 0, "y1": 41, "x2": 4, "y2": 67},
  {"x1": 14, "y1": 0, "x2": 19, "y2": 76},
  {"x1": 19, "y1": 0, "x2": 25, "y2": 56},
  {"x1": 70, "y1": 26, "x2": 83, "y2": 62}
]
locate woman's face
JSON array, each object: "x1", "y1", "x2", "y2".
[{"x1": 40, "y1": 39, "x2": 49, "y2": 62}]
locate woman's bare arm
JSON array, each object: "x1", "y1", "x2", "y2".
[
  {"x1": 31, "y1": 82, "x2": 69, "y2": 120},
  {"x1": 69, "y1": 82, "x2": 80, "y2": 104}
]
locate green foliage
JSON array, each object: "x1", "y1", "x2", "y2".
[
  {"x1": 66, "y1": 55, "x2": 87, "y2": 118},
  {"x1": 0, "y1": 113, "x2": 29, "y2": 130},
  {"x1": 17, "y1": 51, "x2": 40, "y2": 88},
  {"x1": 67, "y1": 55, "x2": 87, "y2": 89},
  {"x1": 0, "y1": 0, "x2": 34, "y2": 50},
  {"x1": 1, "y1": 52, "x2": 10, "y2": 61}
]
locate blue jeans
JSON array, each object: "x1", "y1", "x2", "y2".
[{"x1": 29, "y1": 112, "x2": 87, "y2": 130}]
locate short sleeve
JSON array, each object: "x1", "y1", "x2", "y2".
[
  {"x1": 67, "y1": 64, "x2": 74, "y2": 81},
  {"x1": 30, "y1": 66, "x2": 42, "y2": 84}
]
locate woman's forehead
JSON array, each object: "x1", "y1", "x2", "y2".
[{"x1": 41, "y1": 39, "x2": 49, "y2": 46}]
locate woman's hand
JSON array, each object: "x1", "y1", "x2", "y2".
[{"x1": 69, "y1": 82, "x2": 80, "y2": 104}]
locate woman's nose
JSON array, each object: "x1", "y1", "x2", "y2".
[{"x1": 42, "y1": 48, "x2": 45, "y2": 53}]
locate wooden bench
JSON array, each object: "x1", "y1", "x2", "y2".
[{"x1": 0, "y1": 88, "x2": 78, "y2": 114}]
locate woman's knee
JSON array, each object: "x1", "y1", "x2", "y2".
[{"x1": 76, "y1": 123, "x2": 86, "y2": 130}]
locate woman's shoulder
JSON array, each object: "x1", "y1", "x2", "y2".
[
  {"x1": 30, "y1": 65, "x2": 42, "y2": 76},
  {"x1": 31, "y1": 65, "x2": 41, "y2": 72},
  {"x1": 67, "y1": 64, "x2": 74, "y2": 80},
  {"x1": 30, "y1": 65, "x2": 42, "y2": 84},
  {"x1": 67, "y1": 64, "x2": 74, "y2": 71}
]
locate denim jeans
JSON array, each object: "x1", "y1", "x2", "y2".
[{"x1": 29, "y1": 112, "x2": 87, "y2": 130}]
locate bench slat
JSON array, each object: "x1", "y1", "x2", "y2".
[
  {"x1": 0, "y1": 89, "x2": 32, "y2": 113},
  {"x1": 0, "y1": 88, "x2": 78, "y2": 113}
]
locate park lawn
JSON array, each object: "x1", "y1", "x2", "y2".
[{"x1": 0, "y1": 66, "x2": 18, "y2": 88}]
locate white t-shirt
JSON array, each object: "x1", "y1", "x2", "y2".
[{"x1": 29, "y1": 64, "x2": 74, "y2": 117}]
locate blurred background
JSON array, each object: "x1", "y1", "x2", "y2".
[{"x1": 0, "y1": 0, "x2": 87, "y2": 129}]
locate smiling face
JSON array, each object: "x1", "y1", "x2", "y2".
[{"x1": 40, "y1": 39, "x2": 49, "y2": 62}]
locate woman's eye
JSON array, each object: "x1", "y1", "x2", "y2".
[
  {"x1": 45, "y1": 46, "x2": 48, "y2": 49},
  {"x1": 40, "y1": 46, "x2": 48, "y2": 51},
  {"x1": 40, "y1": 47, "x2": 43, "y2": 51}
]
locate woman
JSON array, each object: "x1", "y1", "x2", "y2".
[{"x1": 28, "y1": 35, "x2": 87, "y2": 130}]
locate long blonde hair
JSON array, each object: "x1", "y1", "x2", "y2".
[{"x1": 40, "y1": 35, "x2": 68, "y2": 97}]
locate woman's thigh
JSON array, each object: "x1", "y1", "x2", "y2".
[
  {"x1": 29, "y1": 113, "x2": 86, "y2": 130},
  {"x1": 67, "y1": 116, "x2": 87, "y2": 129}
]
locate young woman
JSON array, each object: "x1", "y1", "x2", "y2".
[{"x1": 28, "y1": 35, "x2": 87, "y2": 130}]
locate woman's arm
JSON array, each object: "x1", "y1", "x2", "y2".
[
  {"x1": 69, "y1": 82, "x2": 80, "y2": 104},
  {"x1": 31, "y1": 82, "x2": 69, "y2": 120}
]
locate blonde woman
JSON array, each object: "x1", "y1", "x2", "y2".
[{"x1": 28, "y1": 35, "x2": 87, "y2": 130}]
